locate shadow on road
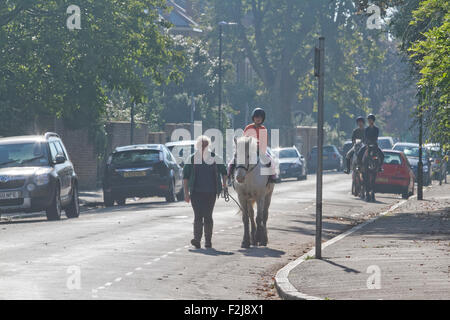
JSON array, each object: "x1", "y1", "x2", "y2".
[
  {"x1": 0, "y1": 218, "x2": 49, "y2": 225},
  {"x1": 321, "y1": 259, "x2": 360, "y2": 273},
  {"x1": 188, "y1": 248, "x2": 234, "y2": 256},
  {"x1": 238, "y1": 247, "x2": 285, "y2": 258}
]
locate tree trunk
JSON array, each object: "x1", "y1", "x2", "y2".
[{"x1": 267, "y1": 70, "x2": 297, "y2": 147}]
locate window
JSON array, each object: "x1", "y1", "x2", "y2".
[
  {"x1": 384, "y1": 153, "x2": 402, "y2": 165},
  {"x1": 111, "y1": 150, "x2": 160, "y2": 166},
  {"x1": 49, "y1": 142, "x2": 58, "y2": 162},
  {"x1": 54, "y1": 141, "x2": 67, "y2": 158},
  {"x1": 0, "y1": 142, "x2": 49, "y2": 167},
  {"x1": 277, "y1": 149, "x2": 299, "y2": 159}
]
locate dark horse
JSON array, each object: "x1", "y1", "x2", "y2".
[{"x1": 362, "y1": 144, "x2": 382, "y2": 202}]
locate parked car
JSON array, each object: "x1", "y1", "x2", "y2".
[
  {"x1": 425, "y1": 144, "x2": 448, "y2": 183},
  {"x1": 308, "y1": 145, "x2": 343, "y2": 173},
  {"x1": 375, "y1": 150, "x2": 415, "y2": 199},
  {"x1": 377, "y1": 137, "x2": 394, "y2": 150},
  {"x1": 165, "y1": 140, "x2": 196, "y2": 167},
  {"x1": 393, "y1": 142, "x2": 431, "y2": 186},
  {"x1": 103, "y1": 144, "x2": 184, "y2": 206},
  {"x1": 273, "y1": 146, "x2": 307, "y2": 181},
  {"x1": 0, "y1": 132, "x2": 80, "y2": 220}
]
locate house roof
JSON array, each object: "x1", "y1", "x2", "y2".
[{"x1": 161, "y1": 0, "x2": 202, "y2": 35}]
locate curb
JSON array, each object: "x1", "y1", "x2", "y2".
[{"x1": 275, "y1": 197, "x2": 411, "y2": 300}]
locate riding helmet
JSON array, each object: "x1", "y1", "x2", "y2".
[
  {"x1": 367, "y1": 114, "x2": 376, "y2": 121},
  {"x1": 356, "y1": 116, "x2": 365, "y2": 124},
  {"x1": 251, "y1": 108, "x2": 266, "y2": 123}
]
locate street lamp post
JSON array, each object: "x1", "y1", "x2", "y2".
[
  {"x1": 314, "y1": 37, "x2": 325, "y2": 259},
  {"x1": 218, "y1": 21, "x2": 237, "y2": 131}
]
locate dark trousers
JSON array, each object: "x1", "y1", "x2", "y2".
[{"x1": 191, "y1": 192, "x2": 216, "y2": 243}]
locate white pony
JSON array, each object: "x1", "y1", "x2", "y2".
[{"x1": 234, "y1": 136, "x2": 275, "y2": 248}]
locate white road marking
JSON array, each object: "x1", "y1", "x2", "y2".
[
  {"x1": 135, "y1": 267, "x2": 142, "y2": 271},
  {"x1": 125, "y1": 272, "x2": 133, "y2": 276},
  {"x1": 114, "y1": 278, "x2": 122, "y2": 282}
]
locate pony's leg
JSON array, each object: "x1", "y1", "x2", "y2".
[
  {"x1": 239, "y1": 198, "x2": 251, "y2": 248},
  {"x1": 255, "y1": 197, "x2": 265, "y2": 245},
  {"x1": 248, "y1": 200, "x2": 256, "y2": 246},
  {"x1": 261, "y1": 186, "x2": 274, "y2": 246}
]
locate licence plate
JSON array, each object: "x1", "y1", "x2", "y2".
[
  {"x1": 0, "y1": 191, "x2": 21, "y2": 200},
  {"x1": 376, "y1": 177, "x2": 388, "y2": 183},
  {"x1": 123, "y1": 171, "x2": 147, "y2": 178}
]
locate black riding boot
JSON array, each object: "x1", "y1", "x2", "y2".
[{"x1": 344, "y1": 158, "x2": 351, "y2": 174}]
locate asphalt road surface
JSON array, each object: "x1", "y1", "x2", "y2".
[{"x1": 0, "y1": 172, "x2": 406, "y2": 299}]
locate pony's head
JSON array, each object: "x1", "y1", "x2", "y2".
[{"x1": 234, "y1": 136, "x2": 258, "y2": 183}]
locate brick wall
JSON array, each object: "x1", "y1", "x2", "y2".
[
  {"x1": 105, "y1": 122, "x2": 149, "y2": 155},
  {"x1": 55, "y1": 120, "x2": 98, "y2": 189}
]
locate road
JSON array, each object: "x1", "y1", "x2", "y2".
[{"x1": 0, "y1": 172, "x2": 406, "y2": 299}]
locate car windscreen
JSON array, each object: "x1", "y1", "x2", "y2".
[
  {"x1": 277, "y1": 149, "x2": 298, "y2": 158},
  {"x1": 383, "y1": 153, "x2": 402, "y2": 165},
  {"x1": 111, "y1": 150, "x2": 160, "y2": 166},
  {"x1": 378, "y1": 139, "x2": 392, "y2": 150},
  {"x1": 323, "y1": 146, "x2": 335, "y2": 153},
  {"x1": 396, "y1": 146, "x2": 428, "y2": 159},
  {"x1": 427, "y1": 148, "x2": 442, "y2": 159},
  {"x1": 0, "y1": 142, "x2": 49, "y2": 167}
]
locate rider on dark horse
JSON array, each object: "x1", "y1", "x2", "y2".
[
  {"x1": 356, "y1": 114, "x2": 384, "y2": 171},
  {"x1": 344, "y1": 116, "x2": 366, "y2": 174}
]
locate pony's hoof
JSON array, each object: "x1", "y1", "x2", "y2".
[{"x1": 241, "y1": 241, "x2": 250, "y2": 248}]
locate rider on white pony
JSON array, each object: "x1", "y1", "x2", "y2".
[{"x1": 228, "y1": 108, "x2": 276, "y2": 183}]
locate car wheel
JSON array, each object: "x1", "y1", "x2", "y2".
[
  {"x1": 165, "y1": 179, "x2": 176, "y2": 203},
  {"x1": 116, "y1": 198, "x2": 126, "y2": 206},
  {"x1": 402, "y1": 188, "x2": 410, "y2": 199},
  {"x1": 46, "y1": 186, "x2": 62, "y2": 221},
  {"x1": 103, "y1": 191, "x2": 114, "y2": 207},
  {"x1": 65, "y1": 184, "x2": 80, "y2": 219}
]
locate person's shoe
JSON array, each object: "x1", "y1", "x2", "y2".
[
  {"x1": 343, "y1": 168, "x2": 350, "y2": 174},
  {"x1": 205, "y1": 241, "x2": 212, "y2": 249},
  {"x1": 191, "y1": 239, "x2": 201, "y2": 249}
]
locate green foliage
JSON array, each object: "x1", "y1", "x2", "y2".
[
  {"x1": 0, "y1": 0, "x2": 184, "y2": 136},
  {"x1": 392, "y1": 0, "x2": 449, "y2": 151}
]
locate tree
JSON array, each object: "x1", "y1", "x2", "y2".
[
  {"x1": 0, "y1": 0, "x2": 184, "y2": 136},
  {"x1": 391, "y1": 0, "x2": 449, "y2": 150}
]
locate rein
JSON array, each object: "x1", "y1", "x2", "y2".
[{"x1": 222, "y1": 187, "x2": 243, "y2": 211}]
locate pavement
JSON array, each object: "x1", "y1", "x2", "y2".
[{"x1": 276, "y1": 179, "x2": 450, "y2": 300}]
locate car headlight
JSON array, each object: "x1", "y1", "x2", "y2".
[{"x1": 34, "y1": 174, "x2": 50, "y2": 186}]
